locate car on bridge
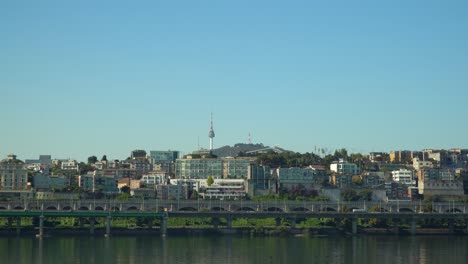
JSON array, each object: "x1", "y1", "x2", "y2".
[{"x1": 352, "y1": 209, "x2": 367, "y2": 213}]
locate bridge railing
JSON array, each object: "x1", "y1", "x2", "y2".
[{"x1": 0, "y1": 199, "x2": 466, "y2": 214}]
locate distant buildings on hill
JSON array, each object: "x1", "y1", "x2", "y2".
[{"x1": 1, "y1": 147, "x2": 467, "y2": 201}]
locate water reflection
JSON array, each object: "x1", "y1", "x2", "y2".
[{"x1": 1, "y1": 235, "x2": 468, "y2": 264}]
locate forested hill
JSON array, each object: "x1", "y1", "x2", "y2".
[{"x1": 211, "y1": 143, "x2": 266, "y2": 157}]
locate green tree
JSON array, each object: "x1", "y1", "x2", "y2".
[
  {"x1": 51, "y1": 166, "x2": 63, "y2": 175},
  {"x1": 333, "y1": 148, "x2": 348, "y2": 160},
  {"x1": 116, "y1": 193, "x2": 131, "y2": 200},
  {"x1": 206, "y1": 176, "x2": 214, "y2": 186},
  {"x1": 352, "y1": 175, "x2": 363, "y2": 186},
  {"x1": 87, "y1": 156, "x2": 98, "y2": 164},
  {"x1": 358, "y1": 189, "x2": 373, "y2": 201},
  {"x1": 368, "y1": 206, "x2": 389, "y2": 227},
  {"x1": 120, "y1": 185, "x2": 130, "y2": 194},
  {"x1": 79, "y1": 162, "x2": 95, "y2": 174},
  {"x1": 342, "y1": 189, "x2": 359, "y2": 201},
  {"x1": 101, "y1": 155, "x2": 108, "y2": 161}
]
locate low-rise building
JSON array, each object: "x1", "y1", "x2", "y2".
[
  {"x1": 124, "y1": 160, "x2": 153, "y2": 173},
  {"x1": 417, "y1": 168, "x2": 464, "y2": 198},
  {"x1": 103, "y1": 168, "x2": 138, "y2": 179},
  {"x1": 175, "y1": 154, "x2": 223, "y2": 179},
  {"x1": 35, "y1": 191, "x2": 79, "y2": 200},
  {"x1": 385, "y1": 182, "x2": 411, "y2": 200},
  {"x1": 149, "y1": 150, "x2": 179, "y2": 174},
  {"x1": 417, "y1": 168, "x2": 456, "y2": 181},
  {"x1": 391, "y1": 169, "x2": 415, "y2": 185},
  {"x1": 368, "y1": 152, "x2": 388, "y2": 162},
  {"x1": 94, "y1": 161, "x2": 107, "y2": 170},
  {"x1": 275, "y1": 167, "x2": 324, "y2": 191},
  {"x1": 130, "y1": 188, "x2": 156, "y2": 199},
  {"x1": 222, "y1": 157, "x2": 255, "y2": 179},
  {"x1": 330, "y1": 174, "x2": 353, "y2": 188},
  {"x1": 156, "y1": 184, "x2": 189, "y2": 200},
  {"x1": 141, "y1": 172, "x2": 167, "y2": 187},
  {"x1": 413, "y1": 158, "x2": 433, "y2": 171},
  {"x1": 200, "y1": 179, "x2": 246, "y2": 200},
  {"x1": 390, "y1": 150, "x2": 426, "y2": 163},
  {"x1": 25, "y1": 155, "x2": 53, "y2": 165},
  {"x1": 247, "y1": 164, "x2": 271, "y2": 196},
  {"x1": 418, "y1": 180, "x2": 464, "y2": 198},
  {"x1": 79, "y1": 171, "x2": 119, "y2": 193},
  {"x1": 361, "y1": 172, "x2": 385, "y2": 187},
  {"x1": 33, "y1": 173, "x2": 69, "y2": 191},
  {"x1": 330, "y1": 159, "x2": 359, "y2": 175},
  {"x1": 61, "y1": 160, "x2": 79, "y2": 171},
  {"x1": 0, "y1": 154, "x2": 28, "y2": 191},
  {"x1": 131, "y1": 150, "x2": 147, "y2": 160}
]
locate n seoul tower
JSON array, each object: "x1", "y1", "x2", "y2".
[{"x1": 208, "y1": 113, "x2": 215, "y2": 150}]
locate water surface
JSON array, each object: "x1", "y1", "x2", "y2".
[{"x1": 1, "y1": 235, "x2": 467, "y2": 264}]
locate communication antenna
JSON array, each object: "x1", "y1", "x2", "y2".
[{"x1": 248, "y1": 132, "x2": 252, "y2": 144}]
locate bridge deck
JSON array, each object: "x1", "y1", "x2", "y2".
[{"x1": 0, "y1": 211, "x2": 166, "y2": 218}]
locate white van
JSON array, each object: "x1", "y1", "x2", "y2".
[{"x1": 352, "y1": 209, "x2": 367, "y2": 213}]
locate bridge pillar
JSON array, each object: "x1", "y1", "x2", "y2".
[
  {"x1": 410, "y1": 218, "x2": 416, "y2": 235},
  {"x1": 90, "y1": 217, "x2": 95, "y2": 235},
  {"x1": 79, "y1": 217, "x2": 84, "y2": 229},
  {"x1": 147, "y1": 218, "x2": 153, "y2": 229},
  {"x1": 226, "y1": 216, "x2": 233, "y2": 229},
  {"x1": 334, "y1": 218, "x2": 341, "y2": 229},
  {"x1": 351, "y1": 217, "x2": 358, "y2": 235},
  {"x1": 212, "y1": 217, "x2": 220, "y2": 229},
  {"x1": 275, "y1": 217, "x2": 281, "y2": 227},
  {"x1": 465, "y1": 220, "x2": 468, "y2": 234},
  {"x1": 448, "y1": 219, "x2": 455, "y2": 234},
  {"x1": 394, "y1": 219, "x2": 401, "y2": 234},
  {"x1": 161, "y1": 216, "x2": 168, "y2": 237},
  {"x1": 16, "y1": 216, "x2": 21, "y2": 235},
  {"x1": 289, "y1": 217, "x2": 296, "y2": 229},
  {"x1": 7, "y1": 217, "x2": 12, "y2": 229},
  {"x1": 37, "y1": 215, "x2": 44, "y2": 238},
  {"x1": 105, "y1": 216, "x2": 111, "y2": 237}
]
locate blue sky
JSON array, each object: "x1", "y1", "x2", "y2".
[{"x1": 1, "y1": 0, "x2": 467, "y2": 161}]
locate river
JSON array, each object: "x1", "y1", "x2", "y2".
[{"x1": 1, "y1": 235, "x2": 467, "y2": 264}]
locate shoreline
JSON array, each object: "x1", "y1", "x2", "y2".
[{"x1": 0, "y1": 226, "x2": 466, "y2": 237}]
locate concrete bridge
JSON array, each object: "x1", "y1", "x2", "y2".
[
  {"x1": 1, "y1": 199, "x2": 468, "y2": 237},
  {"x1": 0, "y1": 199, "x2": 466, "y2": 214}
]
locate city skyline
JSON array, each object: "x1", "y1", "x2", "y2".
[{"x1": 2, "y1": 1, "x2": 468, "y2": 161}]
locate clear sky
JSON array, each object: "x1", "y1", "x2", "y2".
[{"x1": 1, "y1": 0, "x2": 468, "y2": 161}]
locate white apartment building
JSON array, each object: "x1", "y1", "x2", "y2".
[
  {"x1": 61, "y1": 160, "x2": 79, "y2": 171},
  {"x1": 330, "y1": 159, "x2": 359, "y2": 175},
  {"x1": 141, "y1": 172, "x2": 167, "y2": 187},
  {"x1": 391, "y1": 169, "x2": 415, "y2": 185}
]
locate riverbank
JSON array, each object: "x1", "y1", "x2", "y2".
[{"x1": 1, "y1": 226, "x2": 467, "y2": 237}]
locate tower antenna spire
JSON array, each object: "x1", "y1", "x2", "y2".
[{"x1": 208, "y1": 112, "x2": 215, "y2": 150}]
